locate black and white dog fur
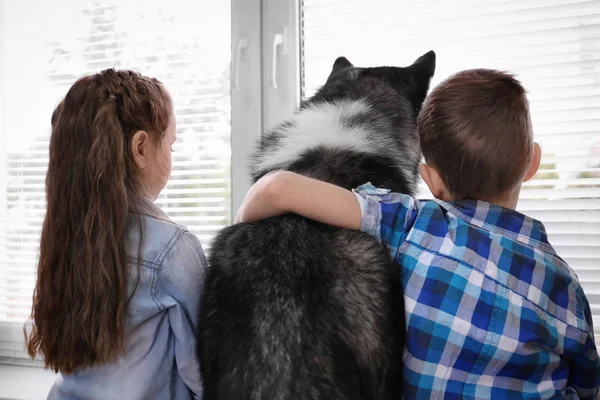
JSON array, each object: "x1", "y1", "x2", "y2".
[{"x1": 197, "y1": 51, "x2": 436, "y2": 400}]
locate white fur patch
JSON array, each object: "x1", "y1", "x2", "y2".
[{"x1": 257, "y1": 100, "x2": 378, "y2": 171}]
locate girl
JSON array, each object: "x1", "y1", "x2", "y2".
[{"x1": 25, "y1": 69, "x2": 206, "y2": 399}]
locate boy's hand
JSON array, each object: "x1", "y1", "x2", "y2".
[
  {"x1": 235, "y1": 170, "x2": 362, "y2": 231},
  {"x1": 235, "y1": 171, "x2": 286, "y2": 223}
]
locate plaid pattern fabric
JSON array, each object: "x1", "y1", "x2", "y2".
[{"x1": 354, "y1": 183, "x2": 600, "y2": 399}]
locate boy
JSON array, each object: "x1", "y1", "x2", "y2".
[{"x1": 236, "y1": 69, "x2": 600, "y2": 399}]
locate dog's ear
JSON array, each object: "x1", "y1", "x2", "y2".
[
  {"x1": 407, "y1": 50, "x2": 436, "y2": 111},
  {"x1": 332, "y1": 57, "x2": 353, "y2": 72},
  {"x1": 327, "y1": 57, "x2": 354, "y2": 81},
  {"x1": 410, "y1": 51, "x2": 435, "y2": 79}
]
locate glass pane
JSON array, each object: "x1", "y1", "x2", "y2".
[{"x1": 0, "y1": 0, "x2": 231, "y2": 324}]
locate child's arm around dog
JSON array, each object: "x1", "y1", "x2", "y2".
[{"x1": 236, "y1": 170, "x2": 362, "y2": 230}]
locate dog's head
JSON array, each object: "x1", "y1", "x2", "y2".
[
  {"x1": 251, "y1": 52, "x2": 436, "y2": 192},
  {"x1": 310, "y1": 51, "x2": 436, "y2": 115}
]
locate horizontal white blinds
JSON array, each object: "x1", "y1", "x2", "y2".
[
  {"x1": 0, "y1": 0, "x2": 231, "y2": 362},
  {"x1": 302, "y1": 0, "x2": 600, "y2": 344}
]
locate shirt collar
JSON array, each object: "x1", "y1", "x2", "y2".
[
  {"x1": 132, "y1": 198, "x2": 171, "y2": 222},
  {"x1": 434, "y1": 198, "x2": 554, "y2": 252}
]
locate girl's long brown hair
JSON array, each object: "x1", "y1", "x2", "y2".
[{"x1": 25, "y1": 69, "x2": 172, "y2": 373}]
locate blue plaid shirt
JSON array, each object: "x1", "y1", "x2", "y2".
[{"x1": 354, "y1": 183, "x2": 600, "y2": 399}]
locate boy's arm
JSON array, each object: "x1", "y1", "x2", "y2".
[{"x1": 236, "y1": 171, "x2": 362, "y2": 230}]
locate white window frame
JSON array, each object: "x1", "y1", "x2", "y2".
[
  {"x1": 230, "y1": 0, "x2": 263, "y2": 216},
  {"x1": 231, "y1": 0, "x2": 301, "y2": 215}
]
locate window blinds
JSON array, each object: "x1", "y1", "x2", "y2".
[
  {"x1": 302, "y1": 0, "x2": 600, "y2": 344},
  {"x1": 0, "y1": 0, "x2": 231, "y2": 362}
]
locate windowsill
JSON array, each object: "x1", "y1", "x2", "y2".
[{"x1": 0, "y1": 364, "x2": 56, "y2": 400}]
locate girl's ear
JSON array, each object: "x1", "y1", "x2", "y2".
[{"x1": 131, "y1": 130, "x2": 150, "y2": 169}]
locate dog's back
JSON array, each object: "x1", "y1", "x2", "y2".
[{"x1": 198, "y1": 52, "x2": 436, "y2": 400}]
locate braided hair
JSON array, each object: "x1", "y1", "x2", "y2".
[{"x1": 26, "y1": 69, "x2": 172, "y2": 373}]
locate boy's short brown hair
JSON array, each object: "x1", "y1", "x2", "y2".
[{"x1": 417, "y1": 69, "x2": 533, "y2": 201}]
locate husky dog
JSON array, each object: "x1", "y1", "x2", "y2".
[{"x1": 197, "y1": 51, "x2": 436, "y2": 400}]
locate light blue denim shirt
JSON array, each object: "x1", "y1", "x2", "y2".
[{"x1": 48, "y1": 203, "x2": 207, "y2": 400}]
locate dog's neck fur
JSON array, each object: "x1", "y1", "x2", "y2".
[{"x1": 250, "y1": 98, "x2": 421, "y2": 194}]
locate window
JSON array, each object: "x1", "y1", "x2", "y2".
[
  {"x1": 0, "y1": 0, "x2": 235, "y2": 363},
  {"x1": 302, "y1": 0, "x2": 600, "y2": 345},
  {"x1": 1, "y1": 0, "x2": 598, "y2": 374}
]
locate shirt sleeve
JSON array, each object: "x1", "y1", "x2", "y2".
[
  {"x1": 352, "y1": 182, "x2": 420, "y2": 257},
  {"x1": 160, "y1": 230, "x2": 208, "y2": 398},
  {"x1": 567, "y1": 297, "x2": 600, "y2": 399}
]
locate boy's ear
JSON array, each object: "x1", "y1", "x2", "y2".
[
  {"x1": 524, "y1": 142, "x2": 542, "y2": 182},
  {"x1": 419, "y1": 163, "x2": 450, "y2": 200}
]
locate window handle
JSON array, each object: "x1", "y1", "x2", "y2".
[
  {"x1": 231, "y1": 37, "x2": 248, "y2": 90},
  {"x1": 270, "y1": 29, "x2": 286, "y2": 89}
]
